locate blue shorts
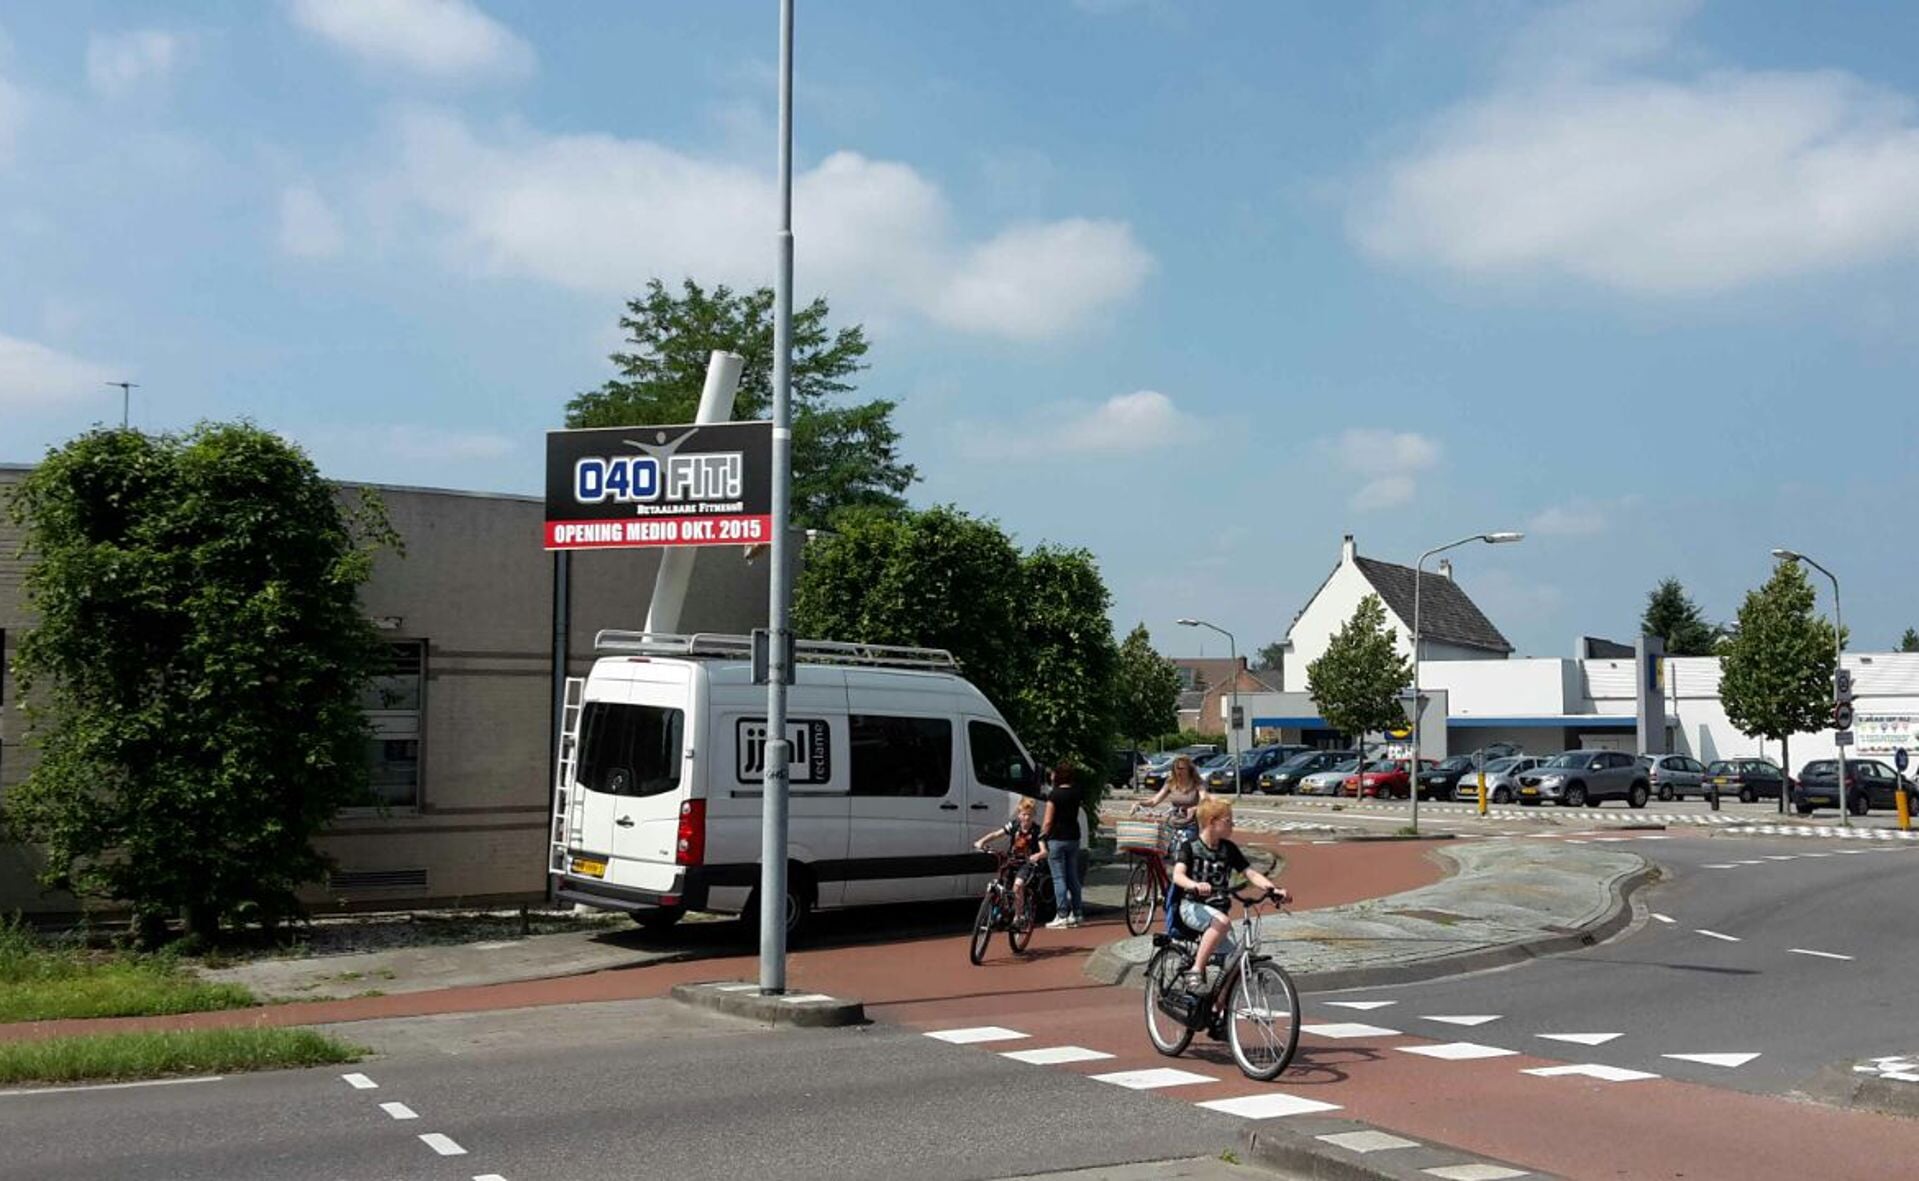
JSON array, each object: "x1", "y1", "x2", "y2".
[{"x1": 1178, "y1": 899, "x2": 1237, "y2": 958}]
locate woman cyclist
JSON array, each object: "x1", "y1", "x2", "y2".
[{"x1": 1141, "y1": 754, "x2": 1210, "y2": 848}]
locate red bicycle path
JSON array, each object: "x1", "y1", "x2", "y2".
[{"x1": 14, "y1": 835, "x2": 1913, "y2": 1176}]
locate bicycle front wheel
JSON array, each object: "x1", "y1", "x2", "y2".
[
  {"x1": 969, "y1": 892, "x2": 995, "y2": 966},
  {"x1": 1124, "y1": 859, "x2": 1158, "y2": 936},
  {"x1": 1009, "y1": 886, "x2": 1036, "y2": 954},
  {"x1": 1142, "y1": 947, "x2": 1195, "y2": 1057},
  {"x1": 1227, "y1": 959, "x2": 1300, "y2": 1081}
]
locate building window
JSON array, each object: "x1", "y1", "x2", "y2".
[
  {"x1": 362, "y1": 641, "x2": 424, "y2": 808},
  {"x1": 849, "y1": 715, "x2": 953, "y2": 797}
]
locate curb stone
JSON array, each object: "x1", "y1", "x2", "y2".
[
  {"x1": 670, "y1": 981, "x2": 865, "y2": 1027},
  {"x1": 1238, "y1": 1116, "x2": 1562, "y2": 1181}
]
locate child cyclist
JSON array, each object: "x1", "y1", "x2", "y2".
[
  {"x1": 1170, "y1": 798, "x2": 1288, "y2": 989},
  {"x1": 975, "y1": 797, "x2": 1048, "y2": 918}
]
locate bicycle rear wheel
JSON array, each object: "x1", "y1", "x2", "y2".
[
  {"x1": 969, "y1": 891, "x2": 996, "y2": 966},
  {"x1": 1227, "y1": 959, "x2": 1300, "y2": 1081},
  {"x1": 1124, "y1": 859, "x2": 1158, "y2": 936},
  {"x1": 1142, "y1": 947, "x2": 1195, "y2": 1057},
  {"x1": 1008, "y1": 886, "x2": 1036, "y2": 954}
]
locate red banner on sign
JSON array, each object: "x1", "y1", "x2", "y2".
[{"x1": 545, "y1": 514, "x2": 772, "y2": 550}]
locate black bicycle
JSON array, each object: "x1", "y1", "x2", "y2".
[
  {"x1": 1141, "y1": 888, "x2": 1300, "y2": 1081},
  {"x1": 969, "y1": 852, "x2": 1049, "y2": 964}
]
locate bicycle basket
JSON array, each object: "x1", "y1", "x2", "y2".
[{"x1": 1115, "y1": 818, "x2": 1168, "y2": 854}]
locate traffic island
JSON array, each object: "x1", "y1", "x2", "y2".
[
  {"x1": 670, "y1": 981, "x2": 865, "y2": 1028},
  {"x1": 1086, "y1": 841, "x2": 1657, "y2": 990}
]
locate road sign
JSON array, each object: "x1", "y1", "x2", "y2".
[
  {"x1": 1836, "y1": 730, "x2": 1855, "y2": 747},
  {"x1": 1836, "y1": 668, "x2": 1854, "y2": 705},
  {"x1": 1230, "y1": 706, "x2": 1245, "y2": 729},
  {"x1": 1835, "y1": 703, "x2": 1855, "y2": 731},
  {"x1": 1897, "y1": 747, "x2": 1911, "y2": 774}
]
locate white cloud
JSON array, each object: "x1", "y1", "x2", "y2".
[
  {"x1": 86, "y1": 30, "x2": 186, "y2": 98},
  {"x1": 277, "y1": 184, "x2": 345, "y2": 258},
  {"x1": 957, "y1": 390, "x2": 1199, "y2": 461},
  {"x1": 0, "y1": 333, "x2": 118, "y2": 411},
  {"x1": 0, "y1": 73, "x2": 19, "y2": 163},
  {"x1": 384, "y1": 110, "x2": 1151, "y2": 340},
  {"x1": 1323, "y1": 428, "x2": 1441, "y2": 511},
  {"x1": 380, "y1": 426, "x2": 513, "y2": 461},
  {"x1": 288, "y1": 0, "x2": 533, "y2": 83},
  {"x1": 1352, "y1": 0, "x2": 1919, "y2": 295},
  {"x1": 1527, "y1": 495, "x2": 1640, "y2": 536}
]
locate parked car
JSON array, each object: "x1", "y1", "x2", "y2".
[
  {"x1": 1343, "y1": 758, "x2": 1439, "y2": 800},
  {"x1": 1108, "y1": 748, "x2": 1151, "y2": 789},
  {"x1": 1138, "y1": 751, "x2": 1187, "y2": 793},
  {"x1": 1640, "y1": 753, "x2": 1709, "y2": 801},
  {"x1": 1702, "y1": 758, "x2": 1789, "y2": 803},
  {"x1": 1203, "y1": 744, "x2": 1306, "y2": 793},
  {"x1": 1793, "y1": 759, "x2": 1911, "y2": 816},
  {"x1": 1298, "y1": 758, "x2": 1363, "y2": 796},
  {"x1": 1516, "y1": 750, "x2": 1650, "y2": 808},
  {"x1": 1417, "y1": 755, "x2": 1477, "y2": 801},
  {"x1": 1258, "y1": 749, "x2": 1360, "y2": 795},
  {"x1": 1451, "y1": 755, "x2": 1543, "y2": 804}
]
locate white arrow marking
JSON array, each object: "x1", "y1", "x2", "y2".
[
  {"x1": 1538, "y1": 1032, "x2": 1624, "y2": 1046},
  {"x1": 1663, "y1": 1052, "x2": 1761, "y2": 1068}
]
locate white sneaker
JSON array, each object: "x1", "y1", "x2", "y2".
[
  {"x1": 1045, "y1": 916, "x2": 1071, "y2": 930},
  {"x1": 1067, "y1": 912, "x2": 1084, "y2": 928}
]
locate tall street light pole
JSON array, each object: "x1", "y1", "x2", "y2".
[
  {"x1": 1179, "y1": 618, "x2": 1240, "y2": 794},
  {"x1": 1773, "y1": 548, "x2": 1846, "y2": 827},
  {"x1": 106, "y1": 381, "x2": 139, "y2": 428},
  {"x1": 1410, "y1": 531, "x2": 1525, "y2": 834}
]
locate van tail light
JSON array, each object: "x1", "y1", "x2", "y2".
[{"x1": 676, "y1": 799, "x2": 706, "y2": 867}]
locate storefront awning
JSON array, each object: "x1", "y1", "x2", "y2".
[
  {"x1": 1251, "y1": 716, "x2": 1329, "y2": 729},
  {"x1": 1447, "y1": 715, "x2": 1636, "y2": 729}
]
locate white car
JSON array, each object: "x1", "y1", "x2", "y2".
[
  {"x1": 1296, "y1": 759, "x2": 1361, "y2": 796},
  {"x1": 1450, "y1": 756, "x2": 1542, "y2": 804}
]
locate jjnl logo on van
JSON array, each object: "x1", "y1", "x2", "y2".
[
  {"x1": 737, "y1": 718, "x2": 832, "y2": 785},
  {"x1": 543, "y1": 421, "x2": 773, "y2": 551}
]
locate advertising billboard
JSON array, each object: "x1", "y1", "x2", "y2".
[{"x1": 543, "y1": 421, "x2": 772, "y2": 550}]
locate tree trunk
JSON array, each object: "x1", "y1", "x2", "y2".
[
  {"x1": 185, "y1": 902, "x2": 221, "y2": 943},
  {"x1": 131, "y1": 910, "x2": 169, "y2": 951},
  {"x1": 1779, "y1": 734, "x2": 1790, "y2": 814}
]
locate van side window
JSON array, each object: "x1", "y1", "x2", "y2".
[
  {"x1": 849, "y1": 715, "x2": 953, "y2": 797},
  {"x1": 968, "y1": 720, "x2": 1031, "y2": 790},
  {"x1": 577, "y1": 702, "x2": 684, "y2": 798}
]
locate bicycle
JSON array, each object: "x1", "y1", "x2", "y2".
[
  {"x1": 1141, "y1": 888, "x2": 1300, "y2": 1082},
  {"x1": 969, "y1": 851, "x2": 1047, "y2": 964},
  {"x1": 1117, "y1": 809, "x2": 1192, "y2": 937}
]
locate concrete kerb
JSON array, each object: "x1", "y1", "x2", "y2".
[
  {"x1": 1085, "y1": 843, "x2": 1659, "y2": 992},
  {"x1": 1238, "y1": 1117, "x2": 1563, "y2": 1181},
  {"x1": 670, "y1": 980, "x2": 866, "y2": 1027}
]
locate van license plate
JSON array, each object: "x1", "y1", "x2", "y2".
[{"x1": 571, "y1": 858, "x2": 606, "y2": 879}]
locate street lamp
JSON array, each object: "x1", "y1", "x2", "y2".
[
  {"x1": 1179, "y1": 617, "x2": 1240, "y2": 794},
  {"x1": 1409, "y1": 532, "x2": 1525, "y2": 834},
  {"x1": 1772, "y1": 548, "x2": 1846, "y2": 826}
]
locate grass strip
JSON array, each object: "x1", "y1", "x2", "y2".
[
  {"x1": 0, "y1": 917, "x2": 257, "y2": 1022},
  {"x1": 0, "y1": 1027, "x2": 364, "y2": 1086}
]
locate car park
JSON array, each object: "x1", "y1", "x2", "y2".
[
  {"x1": 1703, "y1": 758, "x2": 1789, "y2": 803},
  {"x1": 1793, "y1": 759, "x2": 1911, "y2": 816},
  {"x1": 1641, "y1": 753, "x2": 1708, "y2": 801},
  {"x1": 1258, "y1": 749, "x2": 1360, "y2": 795},
  {"x1": 1343, "y1": 758, "x2": 1438, "y2": 800},
  {"x1": 1516, "y1": 750, "x2": 1650, "y2": 808},
  {"x1": 1297, "y1": 758, "x2": 1363, "y2": 796},
  {"x1": 1450, "y1": 755, "x2": 1542, "y2": 804}
]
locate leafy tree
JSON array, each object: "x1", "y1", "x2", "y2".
[
  {"x1": 792, "y1": 506, "x2": 1119, "y2": 816},
  {"x1": 1253, "y1": 641, "x2": 1286, "y2": 674},
  {"x1": 1641, "y1": 577, "x2": 1719, "y2": 657},
  {"x1": 1113, "y1": 625, "x2": 1180, "y2": 749},
  {"x1": 3, "y1": 425, "x2": 395, "y2": 944},
  {"x1": 1306, "y1": 595, "x2": 1412, "y2": 744},
  {"x1": 565, "y1": 278, "x2": 916, "y2": 527},
  {"x1": 1718, "y1": 560, "x2": 1838, "y2": 813},
  {"x1": 1901, "y1": 628, "x2": 1919, "y2": 653}
]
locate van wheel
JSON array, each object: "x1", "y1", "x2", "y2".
[
  {"x1": 743, "y1": 872, "x2": 814, "y2": 942},
  {"x1": 632, "y1": 906, "x2": 685, "y2": 933}
]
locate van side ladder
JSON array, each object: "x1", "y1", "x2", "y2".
[
  {"x1": 592, "y1": 630, "x2": 959, "y2": 672},
  {"x1": 550, "y1": 675, "x2": 586, "y2": 873}
]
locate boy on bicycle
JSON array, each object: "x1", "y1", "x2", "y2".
[
  {"x1": 1171, "y1": 798, "x2": 1287, "y2": 990},
  {"x1": 975, "y1": 797, "x2": 1047, "y2": 918}
]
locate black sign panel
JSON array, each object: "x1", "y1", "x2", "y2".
[
  {"x1": 544, "y1": 421, "x2": 772, "y2": 550},
  {"x1": 736, "y1": 718, "x2": 833, "y2": 784}
]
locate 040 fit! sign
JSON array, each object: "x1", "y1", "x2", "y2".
[{"x1": 544, "y1": 421, "x2": 772, "y2": 550}]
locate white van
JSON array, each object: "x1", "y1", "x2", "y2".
[{"x1": 548, "y1": 631, "x2": 1043, "y2": 934}]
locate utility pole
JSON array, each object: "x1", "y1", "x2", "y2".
[{"x1": 106, "y1": 381, "x2": 139, "y2": 428}]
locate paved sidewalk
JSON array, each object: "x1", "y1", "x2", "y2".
[{"x1": 1087, "y1": 839, "x2": 1653, "y2": 990}]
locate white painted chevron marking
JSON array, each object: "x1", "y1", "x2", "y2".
[
  {"x1": 1424, "y1": 1015, "x2": 1501, "y2": 1027},
  {"x1": 1663, "y1": 1052, "x2": 1761, "y2": 1068},
  {"x1": 1537, "y1": 1032, "x2": 1622, "y2": 1046},
  {"x1": 1524, "y1": 1063, "x2": 1658, "y2": 1082},
  {"x1": 1302, "y1": 1022, "x2": 1402, "y2": 1039},
  {"x1": 1323, "y1": 1000, "x2": 1397, "y2": 1010},
  {"x1": 1398, "y1": 1042, "x2": 1516, "y2": 1060}
]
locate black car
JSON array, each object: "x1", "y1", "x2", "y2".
[
  {"x1": 1703, "y1": 758, "x2": 1789, "y2": 803},
  {"x1": 1207, "y1": 744, "x2": 1308, "y2": 793},
  {"x1": 1415, "y1": 755, "x2": 1478, "y2": 801},
  {"x1": 1794, "y1": 759, "x2": 1911, "y2": 816},
  {"x1": 1257, "y1": 749, "x2": 1360, "y2": 795}
]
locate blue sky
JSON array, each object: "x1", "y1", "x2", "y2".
[{"x1": 5, "y1": 1, "x2": 1919, "y2": 660}]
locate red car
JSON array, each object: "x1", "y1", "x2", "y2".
[{"x1": 1343, "y1": 758, "x2": 1440, "y2": 800}]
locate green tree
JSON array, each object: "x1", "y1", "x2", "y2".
[
  {"x1": 1112, "y1": 625, "x2": 1180, "y2": 749},
  {"x1": 3, "y1": 425, "x2": 395, "y2": 944},
  {"x1": 1253, "y1": 640, "x2": 1286, "y2": 674},
  {"x1": 1306, "y1": 595, "x2": 1412, "y2": 743},
  {"x1": 1718, "y1": 560, "x2": 1838, "y2": 813},
  {"x1": 792, "y1": 506, "x2": 1119, "y2": 815},
  {"x1": 565, "y1": 278, "x2": 916, "y2": 527},
  {"x1": 1641, "y1": 577, "x2": 1719, "y2": 657},
  {"x1": 1900, "y1": 628, "x2": 1919, "y2": 653}
]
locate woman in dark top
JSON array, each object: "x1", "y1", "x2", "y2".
[{"x1": 1042, "y1": 762, "x2": 1085, "y2": 929}]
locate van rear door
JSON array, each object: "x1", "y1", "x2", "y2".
[{"x1": 582, "y1": 664, "x2": 694, "y2": 897}]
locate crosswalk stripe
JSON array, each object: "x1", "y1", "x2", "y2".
[
  {"x1": 925, "y1": 1026, "x2": 1028, "y2": 1044},
  {"x1": 1090, "y1": 1067, "x2": 1218, "y2": 1090},
  {"x1": 1198, "y1": 1092, "x2": 1342, "y2": 1118}
]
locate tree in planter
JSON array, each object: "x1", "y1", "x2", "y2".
[
  {"x1": 1306, "y1": 595, "x2": 1413, "y2": 746},
  {"x1": 1718, "y1": 560, "x2": 1838, "y2": 814},
  {"x1": 565, "y1": 278, "x2": 916, "y2": 527},
  {"x1": 1640, "y1": 577, "x2": 1720, "y2": 657},
  {"x1": 3, "y1": 425, "x2": 396, "y2": 944},
  {"x1": 1113, "y1": 625, "x2": 1180, "y2": 754}
]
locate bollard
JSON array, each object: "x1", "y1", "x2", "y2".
[
  {"x1": 1709, "y1": 784, "x2": 1720, "y2": 812},
  {"x1": 1900, "y1": 784, "x2": 1912, "y2": 832},
  {"x1": 1477, "y1": 771, "x2": 1488, "y2": 817}
]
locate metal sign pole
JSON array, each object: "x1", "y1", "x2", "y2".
[{"x1": 759, "y1": 0, "x2": 796, "y2": 996}]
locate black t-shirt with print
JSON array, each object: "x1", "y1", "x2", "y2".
[
  {"x1": 1176, "y1": 836, "x2": 1250, "y2": 912},
  {"x1": 1002, "y1": 818, "x2": 1044, "y2": 860}
]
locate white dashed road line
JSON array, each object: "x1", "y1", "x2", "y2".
[
  {"x1": 1650, "y1": 913, "x2": 1675, "y2": 924},
  {"x1": 0, "y1": 1076, "x2": 225, "y2": 1098},
  {"x1": 341, "y1": 1073, "x2": 377, "y2": 1090},
  {"x1": 380, "y1": 1102, "x2": 418, "y2": 1121},
  {"x1": 1789, "y1": 948, "x2": 1855, "y2": 961},
  {"x1": 1695, "y1": 929, "x2": 1741, "y2": 942},
  {"x1": 419, "y1": 1133, "x2": 468, "y2": 1156}
]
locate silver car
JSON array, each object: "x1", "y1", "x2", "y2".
[
  {"x1": 1641, "y1": 753, "x2": 1708, "y2": 801},
  {"x1": 1451, "y1": 756, "x2": 1542, "y2": 804},
  {"x1": 1297, "y1": 758, "x2": 1362, "y2": 796},
  {"x1": 1517, "y1": 750, "x2": 1650, "y2": 808}
]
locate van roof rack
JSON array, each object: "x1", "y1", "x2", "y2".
[{"x1": 592, "y1": 630, "x2": 960, "y2": 672}]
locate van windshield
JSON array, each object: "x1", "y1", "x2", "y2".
[{"x1": 577, "y1": 702, "x2": 684, "y2": 798}]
